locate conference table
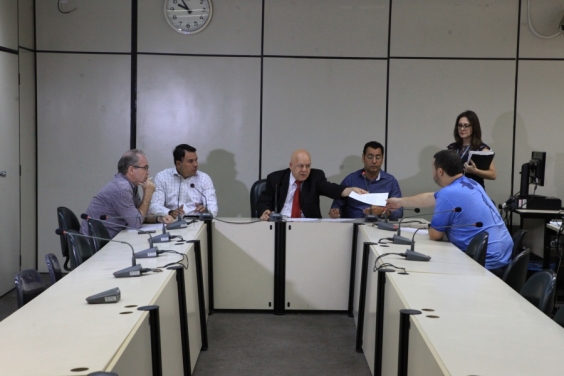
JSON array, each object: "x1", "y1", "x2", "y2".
[
  {"x1": 1, "y1": 217, "x2": 564, "y2": 375},
  {"x1": 0, "y1": 221, "x2": 209, "y2": 376},
  {"x1": 354, "y1": 224, "x2": 564, "y2": 376}
]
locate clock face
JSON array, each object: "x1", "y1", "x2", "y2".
[{"x1": 164, "y1": 0, "x2": 213, "y2": 35}]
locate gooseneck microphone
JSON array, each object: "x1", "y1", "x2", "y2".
[
  {"x1": 190, "y1": 183, "x2": 213, "y2": 220},
  {"x1": 400, "y1": 228, "x2": 432, "y2": 261},
  {"x1": 393, "y1": 207, "x2": 461, "y2": 245},
  {"x1": 55, "y1": 229, "x2": 146, "y2": 278},
  {"x1": 99, "y1": 214, "x2": 171, "y2": 244},
  {"x1": 431, "y1": 222, "x2": 484, "y2": 229}
]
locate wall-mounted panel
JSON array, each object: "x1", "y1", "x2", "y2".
[
  {"x1": 19, "y1": 48, "x2": 36, "y2": 270},
  {"x1": 136, "y1": 54, "x2": 261, "y2": 217},
  {"x1": 37, "y1": 53, "x2": 131, "y2": 272},
  {"x1": 0, "y1": 52, "x2": 20, "y2": 294},
  {"x1": 262, "y1": 57, "x2": 387, "y2": 217},
  {"x1": 519, "y1": 0, "x2": 564, "y2": 59},
  {"x1": 36, "y1": 0, "x2": 131, "y2": 52},
  {"x1": 264, "y1": 0, "x2": 389, "y2": 57},
  {"x1": 138, "y1": 0, "x2": 262, "y2": 55},
  {"x1": 387, "y1": 59, "x2": 516, "y2": 207},
  {"x1": 18, "y1": 0, "x2": 35, "y2": 50},
  {"x1": 0, "y1": 0, "x2": 18, "y2": 50},
  {"x1": 390, "y1": 0, "x2": 519, "y2": 58},
  {"x1": 515, "y1": 60, "x2": 564, "y2": 200}
]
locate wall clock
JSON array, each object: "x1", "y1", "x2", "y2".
[{"x1": 164, "y1": 0, "x2": 213, "y2": 35}]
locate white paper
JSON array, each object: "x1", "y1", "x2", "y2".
[{"x1": 349, "y1": 192, "x2": 388, "y2": 206}]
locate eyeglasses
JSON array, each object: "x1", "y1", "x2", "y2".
[
  {"x1": 457, "y1": 123, "x2": 471, "y2": 129},
  {"x1": 365, "y1": 154, "x2": 383, "y2": 161},
  {"x1": 132, "y1": 165, "x2": 149, "y2": 171}
]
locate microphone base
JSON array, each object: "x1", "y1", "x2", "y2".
[
  {"x1": 151, "y1": 233, "x2": 170, "y2": 243},
  {"x1": 404, "y1": 250, "x2": 431, "y2": 262},
  {"x1": 393, "y1": 234, "x2": 413, "y2": 245},
  {"x1": 377, "y1": 222, "x2": 397, "y2": 231},
  {"x1": 86, "y1": 287, "x2": 121, "y2": 304},
  {"x1": 113, "y1": 264, "x2": 143, "y2": 278},
  {"x1": 166, "y1": 220, "x2": 187, "y2": 230},
  {"x1": 199, "y1": 212, "x2": 213, "y2": 221},
  {"x1": 364, "y1": 215, "x2": 378, "y2": 223},
  {"x1": 268, "y1": 212, "x2": 283, "y2": 222},
  {"x1": 135, "y1": 247, "x2": 159, "y2": 258}
]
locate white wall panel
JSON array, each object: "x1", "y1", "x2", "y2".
[
  {"x1": 37, "y1": 53, "x2": 131, "y2": 272},
  {"x1": 0, "y1": 52, "x2": 20, "y2": 294},
  {"x1": 387, "y1": 59, "x2": 515, "y2": 206},
  {"x1": 36, "y1": 0, "x2": 131, "y2": 52},
  {"x1": 0, "y1": 0, "x2": 18, "y2": 50},
  {"x1": 519, "y1": 0, "x2": 564, "y2": 58},
  {"x1": 264, "y1": 0, "x2": 389, "y2": 57},
  {"x1": 19, "y1": 48, "x2": 36, "y2": 270},
  {"x1": 138, "y1": 0, "x2": 262, "y2": 55},
  {"x1": 390, "y1": 0, "x2": 519, "y2": 58},
  {"x1": 515, "y1": 60, "x2": 564, "y2": 200},
  {"x1": 262, "y1": 58, "x2": 387, "y2": 217},
  {"x1": 18, "y1": 0, "x2": 35, "y2": 49},
  {"x1": 136, "y1": 54, "x2": 261, "y2": 217}
]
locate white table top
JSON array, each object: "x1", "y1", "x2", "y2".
[{"x1": 0, "y1": 221, "x2": 205, "y2": 376}]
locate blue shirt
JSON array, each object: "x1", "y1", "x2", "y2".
[
  {"x1": 331, "y1": 169, "x2": 403, "y2": 219},
  {"x1": 430, "y1": 176, "x2": 512, "y2": 269}
]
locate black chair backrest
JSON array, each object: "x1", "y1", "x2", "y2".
[
  {"x1": 502, "y1": 249, "x2": 531, "y2": 292},
  {"x1": 14, "y1": 269, "x2": 46, "y2": 308},
  {"x1": 465, "y1": 231, "x2": 489, "y2": 267},
  {"x1": 520, "y1": 269, "x2": 557, "y2": 316},
  {"x1": 250, "y1": 179, "x2": 267, "y2": 218},
  {"x1": 511, "y1": 229, "x2": 528, "y2": 259},
  {"x1": 45, "y1": 253, "x2": 63, "y2": 285},
  {"x1": 66, "y1": 229, "x2": 95, "y2": 269},
  {"x1": 57, "y1": 207, "x2": 81, "y2": 271},
  {"x1": 88, "y1": 218, "x2": 110, "y2": 252},
  {"x1": 553, "y1": 306, "x2": 564, "y2": 329}
]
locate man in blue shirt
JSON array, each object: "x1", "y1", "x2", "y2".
[
  {"x1": 329, "y1": 141, "x2": 403, "y2": 219},
  {"x1": 386, "y1": 150, "x2": 512, "y2": 277}
]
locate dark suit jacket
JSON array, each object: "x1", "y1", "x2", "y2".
[{"x1": 256, "y1": 168, "x2": 345, "y2": 218}]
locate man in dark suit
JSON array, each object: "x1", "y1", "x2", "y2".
[{"x1": 257, "y1": 149, "x2": 366, "y2": 220}]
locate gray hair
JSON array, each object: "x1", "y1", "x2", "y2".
[{"x1": 117, "y1": 149, "x2": 145, "y2": 174}]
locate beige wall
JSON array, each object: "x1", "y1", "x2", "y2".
[{"x1": 2, "y1": 0, "x2": 562, "y2": 271}]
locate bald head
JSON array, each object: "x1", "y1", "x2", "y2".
[{"x1": 289, "y1": 149, "x2": 312, "y2": 181}]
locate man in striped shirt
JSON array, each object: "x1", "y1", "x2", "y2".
[{"x1": 150, "y1": 144, "x2": 218, "y2": 218}]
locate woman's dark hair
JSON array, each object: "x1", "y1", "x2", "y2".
[{"x1": 453, "y1": 110, "x2": 482, "y2": 150}]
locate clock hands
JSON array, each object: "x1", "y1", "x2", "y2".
[{"x1": 178, "y1": 0, "x2": 193, "y2": 14}]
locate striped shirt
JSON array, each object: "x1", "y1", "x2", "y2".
[
  {"x1": 149, "y1": 168, "x2": 218, "y2": 217},
  {"x1": 80, "y1": 173, "x2": 143, "y2": 238}
]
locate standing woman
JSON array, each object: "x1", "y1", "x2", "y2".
[{"x1": 447, "y1": 110, "x2": 496, "y2": 189}]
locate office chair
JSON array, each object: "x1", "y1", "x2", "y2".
[
  {"x1": 14, "y1": 269, "x2": 46, "y2": 308},
  {"x1": 502, "y1": 249, "x2": 531, "y2": 292},
  {"x1": 511, "y1": 229, "x2": 528, "y2": 259},
  {"x1": 553, "y1": 306, "x2": 564, "y2": 329},
  {"x1": 250, "y1": 179, "x2": 267, "y2": 218},
  {"x1": 45, "y1": 253, "x2": 63, "y2": 285},
  {"x1": 88, "y1": 218, "x2": 110, "y2": 252},
  {"x1": 465, "y1": 231, "x2": 489, "y2": 267},
  {"x1": 520, "y1": 269, "x2": 557, "y2": 316},
  {"x1": 66, "y1": 229, "x2": 95, "y2": 269},
  {"x1": 57, "y1": 206, "x2": 81, "y2": 271}
]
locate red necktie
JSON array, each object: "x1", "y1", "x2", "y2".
[{"x1": 291, "y1": 181, "x2": 302, "y2": 218}]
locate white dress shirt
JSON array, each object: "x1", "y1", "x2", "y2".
[{"x1": 149, "y1": 167, "x2": 218, "y2": 217}]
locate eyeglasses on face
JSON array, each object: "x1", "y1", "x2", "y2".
[
  {"x1": 457, "y1": 123, "x2": 471, "y2": 129},
  {"x1": 132, "y1": 165, "x2": 149, "y2": 171}
]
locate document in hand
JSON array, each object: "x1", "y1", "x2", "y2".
[
  {"x1": 468, "y1": 150, "x2": 495, "y2": 170},
  {"x1": 349, "y1": 192, "x2": 388, "y2": 206}
]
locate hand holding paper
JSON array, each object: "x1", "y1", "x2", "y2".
[{"x1": 349, "y1": 192, "x2": 389, "y2": 206}]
